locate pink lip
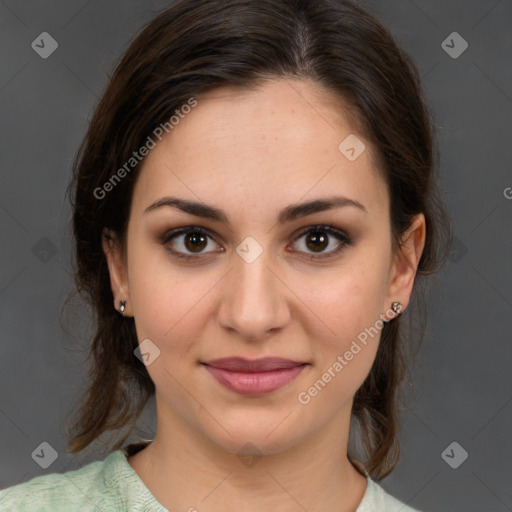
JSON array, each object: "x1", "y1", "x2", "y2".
[{"x1": 202, "y1": 357, "x2": 308, "y2": 396}]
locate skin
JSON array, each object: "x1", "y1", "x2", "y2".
[{"x1": 103, "y1": 78, "x2": 426, "y2": 512}]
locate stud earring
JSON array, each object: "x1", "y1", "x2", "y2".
[
  {"x1": 119, "y1": 300, "x2": 126, "y2": 315},
  {"x1": 391, "y1": 301, "x2": 402, "y2": 314}
]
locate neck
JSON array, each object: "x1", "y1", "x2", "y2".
[{"x1": 128, "y1": 399, "x2": 368, "y2": 512}]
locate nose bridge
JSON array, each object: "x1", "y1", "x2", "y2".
[{"x1": 219, "y1": 236, "x2": 288, "y2": 338}]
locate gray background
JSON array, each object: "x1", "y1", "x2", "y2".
[{"x1": 1, "y1": 1, "x2": 511, "y2": 511}]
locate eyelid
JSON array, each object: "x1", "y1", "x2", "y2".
[{"x1": 159, "y1": 224, "x2": 352, "y2": 260}]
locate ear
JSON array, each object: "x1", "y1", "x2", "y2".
[
  {"x1": 384, "y1": 213, "x2": 426, "y2": 317},
  {"x1": 102, "y1": 228, "x2": 132, "y2": 317}
]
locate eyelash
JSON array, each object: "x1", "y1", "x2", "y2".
[{"x1": 159, "y1": 225, "x2": 352, "y2": 262}]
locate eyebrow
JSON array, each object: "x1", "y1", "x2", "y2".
[{"x1": 144, "y1": 195, "x2": 367, "y2": 224}]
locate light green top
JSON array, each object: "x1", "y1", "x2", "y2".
[{"x1": 0, "y1": 442, "x2": 423, "y2": 511}]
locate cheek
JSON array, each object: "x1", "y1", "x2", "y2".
[
  {"x1": 127, "y1": 239, "x2": 217, "y2": 354},
  {"x1": 292, "y1": 258, "x2": 388, "y2": 396},
  {"x1": 294, "y1": 280, "x2": 384, "y2": 415},
  {"x1": 295, "y1": 261, "x2": 387, "y2": 344}
]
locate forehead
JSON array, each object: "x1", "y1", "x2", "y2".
[{"x1": 132, "y1": 78, "x2": 389, "y2": 220}]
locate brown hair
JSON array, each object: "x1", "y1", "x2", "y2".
[{"x1": 65, "y1": 0, "x2": 452, "y2": 479}]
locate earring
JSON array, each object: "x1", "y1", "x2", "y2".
[
  {"x1": 391, "y1": 301, "x2": 402, "y2": 314},
  {"x1": 119, "y1": 300, "x2": 126, "y2": 315}
]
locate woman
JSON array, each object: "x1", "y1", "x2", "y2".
[{"x1": 0, "y1": 0, "x2": 451, "y2": 510}]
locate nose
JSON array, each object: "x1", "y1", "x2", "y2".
[{"x1": 217, "y1": 244, "x2": 291, "y2": 342}]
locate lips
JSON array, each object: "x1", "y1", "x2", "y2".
[
  {"x1": 203, "y1": 357, "x2": 305, "y2": 372},
  {"x1": 201, "y1": 357, "x2": 308, "y2": 396}
]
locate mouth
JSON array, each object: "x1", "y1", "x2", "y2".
[{"x1": 201, "y1": 357, "x2": 309, "y2": 396}]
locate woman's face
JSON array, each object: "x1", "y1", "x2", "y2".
[{"x1": 104, "y1": 78, "x2": 424, "y2": 456}]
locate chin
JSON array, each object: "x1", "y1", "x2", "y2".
[
  {"x1": 198, "y1": 408, "x2": 309, "y2": 458},
  {"x1": 212, "y1": 430, "x2": 301, "y2": 459}
]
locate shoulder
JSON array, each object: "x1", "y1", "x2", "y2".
[
  {"x1": 0, "y1": 449, "x2": 159, "y2": 512},
  {"x1": 357, "y1": 477, "x2": 425, "y2": 512}
]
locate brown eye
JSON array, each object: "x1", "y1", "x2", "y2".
[
  {"x1": 305, "y1": 231, "x2": 329, "y2": 252},
  {"x1": 160, "y1": 227, "x2": 221, "y2": 259},
  {"x1": 291, "y1": 225, "x2": 352, "y2": 259},
  {"x1": 184, "y1": 232, "x2": 208, "y2": 253},
  {"x1": 160, "y1": 224, "x2": 351, "y2": 262}
]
